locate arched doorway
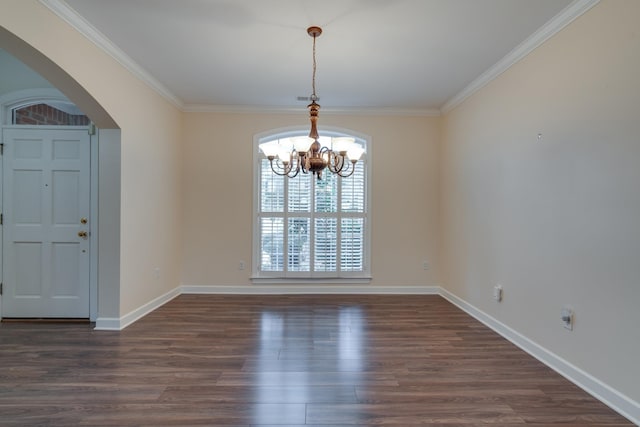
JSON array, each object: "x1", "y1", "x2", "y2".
[{"x1": 0, "y1": 27, "x2": 121, "y2": 325}]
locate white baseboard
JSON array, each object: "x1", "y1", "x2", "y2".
[
  {"x1": 439, "y1": 288, "x2": 640, "y2": 425},
  {"x1": 93, "y1": 317, "x2": 121, "y2": 331},
  {"x1": 94, "y1": 286, "x2": 180, "y2": 331},
  {"x1": 95, "y1": 285, "x2": 437, "y2": 330},
  {"x1": 181, "y1": 284, "x2": 440, "y2": 295}
]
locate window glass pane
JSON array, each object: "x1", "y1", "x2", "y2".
[
  {"x1": 12, "y1": 103, "x2": 90, "y2": 126},
  {"x1": 314, "y1": 218, "x2": 337, "y2": 271},
  {"x1": 288, "y1": 218, "x2": 310, "y2": 271},
  {"x1": 341, "y1": 161, "x2": 365, "y2": 212},
  {"x1": 260, "y1": 217, "x2": 284, "y2": 271},
  {"x1": 288, "y1": 173, "x2": 311, "y2": 212},
  {"x1": 341, "y1": 218, "x2": 364, "y2": 271},
  {"x1": 260, "y1": 159, "x2": 284, "y2": 212},
  {"x1": 315, "y1": 170, "x2": 337, "y2": 212}
]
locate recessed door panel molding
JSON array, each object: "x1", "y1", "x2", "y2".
[
  {"x1": 2, "y1": 128, "x2": 90, "y2": 318},
  {"x1": 13, "y1": 170, "x2": 43, "y2": 224},
  {"x1": 51, "y1": 242, "x2": 80, "y2": 297},
  {"x1": 13, "y1": 138, "x2": 42, "y2": 159},
  {"x1": 14, "y1": 242, "x2": 43, "y2": 297},
  {"x1": 52, "y1": 171, "x2": 80, "y2": 225},
  {"x1": 52, "y1": 139, "x2": 81, "y2": 160}
]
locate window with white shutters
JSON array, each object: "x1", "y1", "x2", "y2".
[{"x1": 254, "y1": 130, "x2": 370, "y2": 280}]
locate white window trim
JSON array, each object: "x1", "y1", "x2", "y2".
[{"x1": 251, "y1": 125, "x2": 372, "y2": 284}]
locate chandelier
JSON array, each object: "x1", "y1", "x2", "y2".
[{"x1": 259, "y1": 26, "x2": 364, "y2": 180}]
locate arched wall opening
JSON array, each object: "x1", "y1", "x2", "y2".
[{"x1": 0, "y1": 25, "x2": 121, "y2": 323}]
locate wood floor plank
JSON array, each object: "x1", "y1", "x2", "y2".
[
  {"x1": 0, "y1": 294, "x2": 632, "y2": 425},
  {"x1": 305, "y1": 402, "x2": 525, "y2": 424},
  {"x1": 158, "y1": 385, "x2": 358, "y2": 404}
]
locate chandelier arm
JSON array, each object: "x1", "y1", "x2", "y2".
[
  {"x1": 268, "y1": 158, "x2": 292, "y2": 176},
  {"x1": 269, "y1": 155, "x2": 301, "y2": 178},
  {"x1": 301, "y1": 153, "x2": 310, "y2": 174},
  {"x1": 287, "y1": 153, "x2": 301, "y2": 178},
  {"x1": 286, "y1": 164, "x2": 301, "y2": 178},
  {"x1": 327, "y1": 151, "x2": 347, "y2": 174},
  {"x1": 287, "y1": 151, "x2": 304, "y2": 178},
  {"x1": 336, "y1": 160, "x2": 357, "y2": 178}
]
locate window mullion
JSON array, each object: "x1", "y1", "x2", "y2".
[
  {"x1": 283, "y1": 172, "x2": 289, "y2": 276},
  {"x1": 310, "y1": 174, "x2": 316, "y2": 275},
  {"x1": 336, "y1": 175, "x2": 342, "y2": 274}
]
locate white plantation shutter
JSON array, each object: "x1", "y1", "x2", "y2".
[
  {"x1": 260, "y1": 217, "x2": 284, "y2": 271},
  {"x1": 315, "y1": 172, "x2": 337, "y2": 213},
  {"x1": 341, "y1": 218, "x2": 364, "y2": 271},
  {"x1": 260, "y1": 159, "x2": 284, "y2": 212},
  {"x1": 288, "y1": 217, "x2": 310, "y2": 271},
  {"x1": 341, "y1": 162, "x2": 365, "y2": 212},
  {"x1": 288, "y1": 173, "x2": 311, "y2": 212},
  {"x1": 256, "y1": 132, "x2": 368, "y2": 278},
  {"x1": 314, "y1": 218, "x2": 337, "y2": 271}
]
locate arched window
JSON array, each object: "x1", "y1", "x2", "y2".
[
  {"x1": 11, "y1": 102, "x2": 90, "y2": 126},
  {"x1": 253, "y1": 128, "x2": 371, "y2": 281}
]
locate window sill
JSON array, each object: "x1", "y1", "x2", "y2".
[{"x1": 251, "y1": 276, "x2": 372, "y2": 285}]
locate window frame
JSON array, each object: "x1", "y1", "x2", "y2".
[{"x1": 252, "y1": 126, "x2": 372, "y2": 283}]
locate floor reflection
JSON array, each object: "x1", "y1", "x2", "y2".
[
  {"x1": 339, "y1": 306, "x2": 364, "y2": 372},
  {"x1": 253, "y1": 304, "x2": 365, "y2": 423}
]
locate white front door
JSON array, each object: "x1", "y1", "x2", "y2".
[{"x1": 2, "y1": 127, "x2": 90, "y2": 318}]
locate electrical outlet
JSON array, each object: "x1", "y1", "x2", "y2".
[
  {"x1": 238, "y1": 260, "x2": 246, "y2": 271},
  {"x1": 422, "y1": 260, "x2": 430, "y2": 270},
  {"x1": 561, "y1": 306, "x2": 573, "y2": 330},
  {"x1": 153, "y1": 267, "x2": 160, "y2": 280},
  {"x1": 493, "y1": 284, "x2": 503, "y2": 302}
]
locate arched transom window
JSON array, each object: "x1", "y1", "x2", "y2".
[{"x1": 11, "y1": 102, "x2": 89, "y2": 126}]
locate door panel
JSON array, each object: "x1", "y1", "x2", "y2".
[
  {"x1": 2, "y1": 128, "x2": 90, "y2": 318},
  {"x1": 53, "y1": 171, "x2": 80, "y2": 224},
  {"x1": 14, "y1": 242, "x2": 42, "y2": 296},
  {"x1": 13, "y1": 170, "x2": 43, "y2": 223}
]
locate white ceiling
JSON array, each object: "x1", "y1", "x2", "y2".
[{"x1": 53, "y1": 0, "x2": 581, "y2": 114}]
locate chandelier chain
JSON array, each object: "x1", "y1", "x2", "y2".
[{"x1": 311, "y1": 33, "x2": 317, "y2": 101}]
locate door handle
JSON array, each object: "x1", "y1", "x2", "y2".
[{"x1": 78, "y1": 231, "x2": 88, "y2": 239}]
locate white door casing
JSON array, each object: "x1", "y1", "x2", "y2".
[{"x1": 2, "y1": 127, "x2": 90, "y2": 318}]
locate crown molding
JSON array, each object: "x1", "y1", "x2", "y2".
[
  {"x1": 183, "y1": 103, "x2": 441, "y2": 117},
  {"x1": 440, "y1": 0, "x2": 600, "y2": 115},
  {"x1": 39, "y1": 0, "x2": 597, "y2": 118},
  {"x1": 322, "y1": 106, "x2": 441, "y2": 117},
  {"x1": 183, "y1": 104, "x2": 304, "y2": 114},
  {"x1": 39, "y1": 0, "x2": 184, "y2": 110}
]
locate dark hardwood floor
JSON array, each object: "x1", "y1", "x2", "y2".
[{"x1": 0, "y1": 295, "x2": 631, "y2": 426}]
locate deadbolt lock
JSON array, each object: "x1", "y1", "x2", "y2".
[
  {"x1": 78, "y1": 231, "x2": 88, "y2": 239},
  {"x1": 80, "y1": 217, "x2": 88, "y2": 224}
]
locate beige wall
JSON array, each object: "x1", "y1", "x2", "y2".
[
  {"x1": 182, "y1": 112, "x2": 441, "y2": 288},
  {"x1": 0, "y1": 0, "x2": 183, "y2": 316},
  {"x1": 441, "y1": 0, "x2": 640, "y2": 402}
]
